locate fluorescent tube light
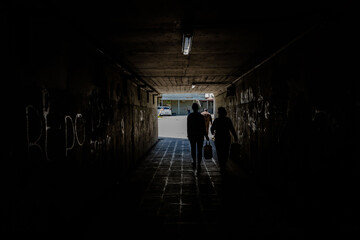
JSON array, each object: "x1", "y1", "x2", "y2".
[{"x1": 182, "y1": 33, "x2": 192, "y2": 55}]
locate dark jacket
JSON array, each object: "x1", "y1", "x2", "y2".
[
  {"x1": 187, "y1": 112, "x2": 207, "y2": 139},
  {"x1": 210, "y1": 116, "x2": 238, "y2": 143}
]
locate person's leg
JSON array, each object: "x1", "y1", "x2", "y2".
[
  {"x1": 215, "y1": 142, "x2": 228, "y2": 174},
  {"x1": 205, "y1": 122, "x2": 209, "y2": 135},
  {"x1": 189, "y1": 138, "x2": 197, "y2": 169},
  {"x1": 196, "y1": 137, "x2": 204, "y2": 169},
  {"x1": 223, "y1": 144, "x2": 230, "y2": 168},
  {"x1": 215, "y1": 145, "x2": 225, "y2": 171}
]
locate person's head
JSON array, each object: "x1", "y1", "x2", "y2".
[
  {"x1": 218, "y1": 107, "x2": 227, "y2": 117},
  {"x1": 192, "y1": 103, "x2": 199, "y2": 112},
  {"x1": 204, "y1": 108, "x2": 208, "y2": 112}
]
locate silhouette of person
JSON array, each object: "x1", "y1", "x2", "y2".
[
  {"x1": 187, "y1": 102, "x2": 209, "y2": 170},
  {"x1": 201, "y1": 108, "x2": 213, "y2": 135},
  {"x1": 210, "y1": 107, "x2": 238, "y2": 174}
]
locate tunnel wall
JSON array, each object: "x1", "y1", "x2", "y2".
[
  {"x1": 1, "y1": 8, "x2": 158, "y2": 231},
  {"x1": 215, "y1": 14, "x2": 359, "y2": 228}
]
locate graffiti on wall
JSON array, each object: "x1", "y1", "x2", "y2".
[
  {"x1": 26, "y1": 89, "x2": 52, "y2": 161},
  {"x1": 87, "y1": 89, "x2": 113, "y2": 152},
  {"x1": 65, "y1": 114, "x2": 86, "y2": 156},
  {"x1": 238, "y1": 87, "x2": 270, "y2": 134},
  {"x1": 25, "y1": 88, "x2": 117, "y2": 161},
  {"x1": 26, "y1": 104, "x2": 45, "y2": 158},
  {"x1": 26, "y1": 89, "x2": 87, "y2": 161}
]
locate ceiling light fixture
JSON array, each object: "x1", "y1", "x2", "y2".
[{"x1": 182, "y1": 33, "x2": 192, "y2": 55}]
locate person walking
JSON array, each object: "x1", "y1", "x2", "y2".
[
  {"x1": 210, "y1": 107, "x2": 238, "y2": 174},
  {"x1": 201, "y1": 108, "x2": 213, "y2": 135},
  {"x1": 187, "y1": 103, "x2": 209, "y2": 170}
]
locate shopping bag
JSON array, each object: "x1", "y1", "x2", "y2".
[{"x1": 203, "y1": 141, "x2": 213, "y2": 159}]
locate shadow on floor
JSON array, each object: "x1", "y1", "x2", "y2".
[{"x1": 67, "y1": 137, "x2": 307, "y2": 239}]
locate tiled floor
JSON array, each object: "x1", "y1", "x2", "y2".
[
  {"x1": 80, "y1": 137, "x2": 294, "y2": 239},
  {"x1": 133, "y1": 137, "x2": 226, "y2": 236}
]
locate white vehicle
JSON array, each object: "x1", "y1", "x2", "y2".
[{"x1": 158, "y1": 106, "x2": 172, "y2": 116}]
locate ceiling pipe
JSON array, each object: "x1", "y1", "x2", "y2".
[
  {"x1": 95, "y1": 48, "x2": 159, "y2": 95},
  {"x1": 225, "y1": 22, "x2": 321, "y2": 90},
  {"x1": 192, "y1": 82, "x2": 227, "y2": 85}
]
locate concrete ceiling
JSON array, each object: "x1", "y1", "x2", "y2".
[{"x1": 41, "y1": 1, "x2": 350, "y2": 95}]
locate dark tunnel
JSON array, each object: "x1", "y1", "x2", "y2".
[{"x1": 1, "y1": 0, "x2": 359, "y2": 239}]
